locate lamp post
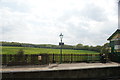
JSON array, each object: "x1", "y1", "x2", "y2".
[{"x1": 59, "y1": 33, "x2": 63, "y2": 64}]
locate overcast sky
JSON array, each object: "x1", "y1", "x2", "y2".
[{"x1": 0, "y1": 0, "x2": 118, "y2": 46}]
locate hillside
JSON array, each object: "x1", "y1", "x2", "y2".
[
  {"x1": 1, "y1": 41, "x2": 105, "y2": 52},
  {"x1": 1, "y1": 46, "x2": 100, "y2": 55}
]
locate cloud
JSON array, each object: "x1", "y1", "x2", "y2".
[{"x1": 0, "y1": 0, "x2": 118, "y2": 46}]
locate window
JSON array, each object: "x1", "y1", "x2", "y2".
[
  {"x1": 114, "y1": 45, "x2": 120, "y2": 49},
  {"x1": 114, "y1": 40, "x2": 120, "y2": 45}
]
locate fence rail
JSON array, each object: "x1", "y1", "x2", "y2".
[
  {"x1": 48, "y1": 54, "x2": 100, "y2": 63},
  {"x1": 1, "y1": 54, "x2": 101, "y2": 66}
]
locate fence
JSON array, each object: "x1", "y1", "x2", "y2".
[
  {"x1": 108, "y1": 52, "x2": 120, "y2": 63},
  {"x1": 49, "y1": 54, "x2": 100, "y2": 63},
  {"x1": 1, "y1": 54, "x2": 49, "y2": 66},
  {"x1": 1, "y1": 54, "x2": 101, "y2": 66}
]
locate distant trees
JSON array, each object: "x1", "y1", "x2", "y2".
[
  {"x1": 100, "y1": 43, "x2": 109, "y2": 54},
  {"x1": 75, "y1": 44, "x2": 103, "y2": 52},
  {"x1": 1, "y1": 42, "x2": 22, "y2": 47},
  {"x1": 94, "y1": 45, "x2": 102, "y2": 52},
  {"x1": 75, "y1": 44, "x2": 84, "y2": 49}
]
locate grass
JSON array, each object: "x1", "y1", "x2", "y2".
[{"x1": 1, "y1": 46, "x2": 100, "y2": 55}]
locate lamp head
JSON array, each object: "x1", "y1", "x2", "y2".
[{"x1": 59, "y1": 33, "x2": 63, "y2": 39}]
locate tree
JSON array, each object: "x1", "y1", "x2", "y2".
[
  {"x1": 101, "y1": 43, "x2": 109, "y2": 54},
  {"x1": 100, "y1": 43, "x2": 110, "y2": 62},
  {"x1": 83, "y1": 45, "x2": 89, "y2": 50},
  {"x1": 75, "y1": 44, "x2": 84, "y2": 49},
  {"x1": 94, "y1": 45, "x2": 102, "y2": 52}
]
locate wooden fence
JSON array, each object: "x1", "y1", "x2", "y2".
[
  {"x1": 1, "y1": 54, "x2": 101, "y2": 66},
  {"x1": 108, "y1": 53, "x2": 120, "y2": 63}
]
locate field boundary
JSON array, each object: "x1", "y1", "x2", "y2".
[{"x1": 1, "y1": 54, "x2": 101, "y2": 66}]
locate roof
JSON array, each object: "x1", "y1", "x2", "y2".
[{"x1": 107, "y1": 29, "x2": 120, "y2": 40}]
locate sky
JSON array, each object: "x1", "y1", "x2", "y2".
[{"x1": 0, "y1": 0, "x2": 118, "y2": 46}]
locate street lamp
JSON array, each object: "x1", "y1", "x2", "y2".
[{"x1": 59, "y1": 33, "x2": 63, "y2": 64}]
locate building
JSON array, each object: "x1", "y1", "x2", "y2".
[
  {"x1": 107, "y1": 29, "x2": 120, "y2": 62},
  {"x1": 107, "y1": 29, "x2": 120, "y2": 53}
]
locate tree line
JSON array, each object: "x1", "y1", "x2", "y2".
[{"x1": 1, "y1": 41, "x2": 109, "y2": 53}]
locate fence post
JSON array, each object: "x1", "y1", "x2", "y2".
[
  {"x1": 24, "y1": 55, "x2": 27, "y2": 64},
  {"x1": 14, "y1": 54, "x2": 17, "y2": 65},
  {"x1": 52, "y1": 54, "x2": 54, "y2": 63},
  {"x1": 9, "y1": 55, "x2": 12, "y2": 63},
  {"x1": 87, "y1": 54, "x2": 89, "y2": 62},
  {"x1": 71, "y1": 54, "x2": 73, "y2": 63},
  {"x1": 63, "y1": 54, "x2": 65, "y2": 63},
  {"x1": 31, "y1": 54, "x2": 33, "y2": 65},
  {"x1": 46, "y1": 54, "x2": 48, "y2": 64},
  {"x1": 47, "y1": 54, "x2": 49, "y2": 64},
  {"x1": 2, "y1": 55, "x2": 7, "y2": 65},
  {"x1": 32, "y1": 54, "x2": 36, "y2": 65}
]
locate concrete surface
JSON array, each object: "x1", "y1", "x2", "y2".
[{"x1": 1, "y1": 62, "x2": 120, "y2": 73}]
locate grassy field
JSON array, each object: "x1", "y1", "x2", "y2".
[{"x1": 1, "y1": 46, "x2": 100, "y2": 55}]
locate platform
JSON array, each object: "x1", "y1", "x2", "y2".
[{"x1": 1, "y1": 62, "x2": 120, "y2": 73}]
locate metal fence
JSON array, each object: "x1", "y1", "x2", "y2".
[
  {"x1": 1, "y1": 54, "x2": 101, "y2": 66},
  {"x1": 49, "y1": 54, "x2": 100, "y2": 63},
  {"x1": 1, "y1": 54, "x2": 49, "y2": 66}
]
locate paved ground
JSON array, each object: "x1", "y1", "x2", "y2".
[{"x1": 0, "y1": 62, "x2": 120, "y2": 73}]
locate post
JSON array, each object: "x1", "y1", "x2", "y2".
[
  {"x1": 71, "y1": 54, "x2": 73, "y2": 63},
  {"x1": 52, "y1": 54, "x2": 55, "y2": 63},
  {"x1": 59, "y1": 33, "x2": 63, "y2": 64},
  {"x1": 3, "y1": 55, "x2": 7, "y2": 65},
  {"x1": 60, "y1": 38, "x2": 62, "y2": 64}
]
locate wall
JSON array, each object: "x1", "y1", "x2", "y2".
[{"x1": 2, "y1": 66, "x2": 120, "y2": 79}]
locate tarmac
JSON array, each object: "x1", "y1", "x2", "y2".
[{"x1": 1, "y1": 62, "x2": 120, "y2": 73}]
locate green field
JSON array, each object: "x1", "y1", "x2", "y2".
[{"x1": 1, "y1": 46, "x2": 100, "y2": 55}]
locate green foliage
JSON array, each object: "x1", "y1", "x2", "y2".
[
  {"x1": 75, "y1": 44, "x2": 84, "y2": 49},
  {"x1": 75, "y1": 43, "x2": 102, "y2": 52},
  {"x1": 100, "y1": 43, "x2": 109, "y2": 54}
]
